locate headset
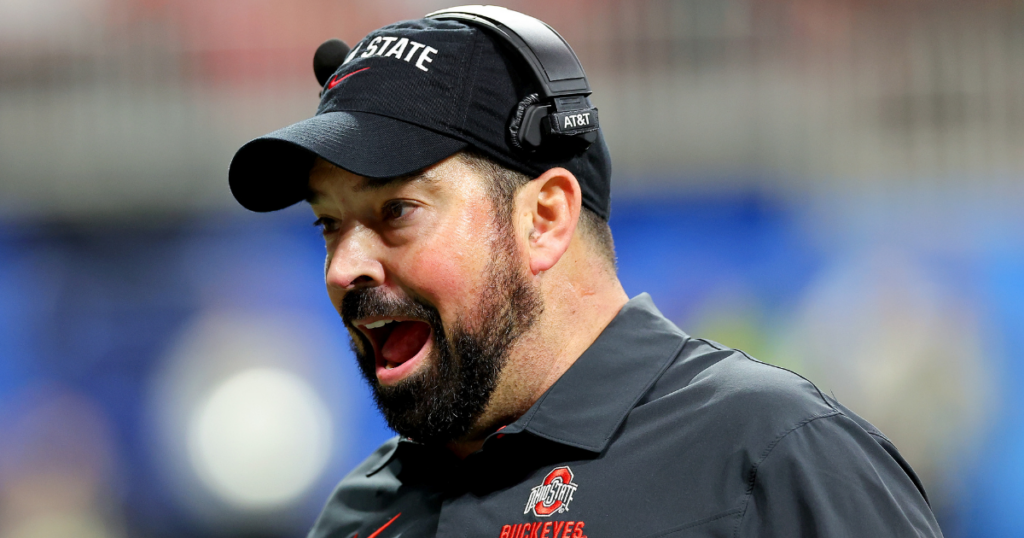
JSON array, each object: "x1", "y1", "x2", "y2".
[
  {"x1": 425, "y1": 5, "x2": 600, "y2": 157},
  {"x1": 313, "y1": 5, "x2": 600, "y2": 158}
]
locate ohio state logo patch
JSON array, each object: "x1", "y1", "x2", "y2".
[{"x1": 524, "y1": 466, "x2": 578, "y2": 517}]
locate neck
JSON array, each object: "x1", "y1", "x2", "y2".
[{"x1": 447, "y1": 248, "x2": 629, "y2": 459}]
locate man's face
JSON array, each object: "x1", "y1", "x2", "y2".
[{"x1": 308, "y1": 157, "x2": 542, "y2": 444}]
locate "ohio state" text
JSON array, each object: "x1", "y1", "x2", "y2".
[{"x1": 525, "y1": 480, "x2": 577, "y2": 515}]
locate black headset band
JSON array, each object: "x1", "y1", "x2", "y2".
[{"x1": 426, "y1": 5, "x2": 590, "y2": 98}]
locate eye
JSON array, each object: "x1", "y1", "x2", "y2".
[
  {"x1": 313, "y1": 216, "x2": 339, "y2": 234},
  {"x1": 382, "y1": 201, "x2": 416, "y2": 222}
]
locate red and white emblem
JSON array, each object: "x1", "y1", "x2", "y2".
[{"x1": 524, "y1": 466, "x2": 579, "y2": 517}]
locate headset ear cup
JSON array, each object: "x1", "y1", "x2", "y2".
[
  {"x1": 508, "y1": 93, "x2": 542, "y2": 151},
  {"x1": 518, "y1": 105, "x2": 549, "y2": 149}
]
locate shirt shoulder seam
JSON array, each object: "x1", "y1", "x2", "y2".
[
  {"x1": 867, "y1": 429, "x2": 895, "y2": 446},
  {"x1": 732, "y1": 410, "x2": 843, "y2": 538}
]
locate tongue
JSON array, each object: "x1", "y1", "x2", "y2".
[{"x1": 381, "y1": 321, "x2": 431, "y2": 365}]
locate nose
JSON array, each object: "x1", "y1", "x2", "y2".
[{"x1": 325, "y1": 230, "x2": 385, "y2": 291}]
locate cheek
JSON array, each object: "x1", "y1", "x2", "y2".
[{"x1": 398, "y1": 204, "x2": 495, "y2": 310}]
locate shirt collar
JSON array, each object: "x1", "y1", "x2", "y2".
[
  {"x1": 367, "y1": 293, "x2": 689, "y2": 475},
  {"x1": 500, "y1": 293, "x2": 689, "y2": 453}
]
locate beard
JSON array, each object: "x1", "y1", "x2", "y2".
[{"x1": 340, "y1": 223, "x2": 543, "y2": 445}]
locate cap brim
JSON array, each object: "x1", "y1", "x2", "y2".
[{"x1": 229, "y1": 111, "x2": 467, "y2": 212}]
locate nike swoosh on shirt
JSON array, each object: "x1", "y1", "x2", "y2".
[
  {"x1": 328, "y1": 67, "x2": 370, "y2": 89},
  {"x1": 354, "y1": 512, "x2": 401, "y2": 538}
]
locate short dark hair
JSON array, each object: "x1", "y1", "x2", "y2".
[{"x1": 456, "y1": 150, "x2": 617, "y2": 271}]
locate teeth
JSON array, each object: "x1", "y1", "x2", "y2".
[
  {"x1": 384, "y1": 361, "x2": 398, "y2": 370},
  {"x1": 364, "y1": 319, "x2": 395, "y2": 329}
]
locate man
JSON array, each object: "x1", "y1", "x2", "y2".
[{"x1": 228, "y1": 7, "x2": 943, "y2": 538}]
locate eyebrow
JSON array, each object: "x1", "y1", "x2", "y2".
[
  {"x1": 306, "y1": 170, "x2": 438, "y2": 205},
  {"x1": 353, "y1": 171, "x2": 435, "y2": 192}
]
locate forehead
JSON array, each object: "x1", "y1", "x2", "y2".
[{"x1": 306, "y1": 156, "x2": 484, "y2": 204}]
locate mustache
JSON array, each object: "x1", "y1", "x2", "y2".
[{"x1": 341, "y1": 287, "x2": 440, "y2": 326}]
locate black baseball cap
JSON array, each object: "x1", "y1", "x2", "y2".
[{"x1": 228, "y1": 14, "x2": 611, "y2": 219}]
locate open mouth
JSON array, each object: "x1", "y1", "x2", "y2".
[{"x1": 357, "y1": 318, "x2": 433, "y2": 383}]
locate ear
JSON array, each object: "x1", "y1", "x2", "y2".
[{"x1": 517, "y1": 167, "x2": 581, "y2": 275}]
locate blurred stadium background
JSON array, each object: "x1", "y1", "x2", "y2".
[{"x1": 1, "y1": 0, "x2": 1022, "y2": 536}]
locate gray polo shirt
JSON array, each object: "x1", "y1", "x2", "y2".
[{"x1": 309, "y1": 294, "x2": 943, "y2": 538}]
